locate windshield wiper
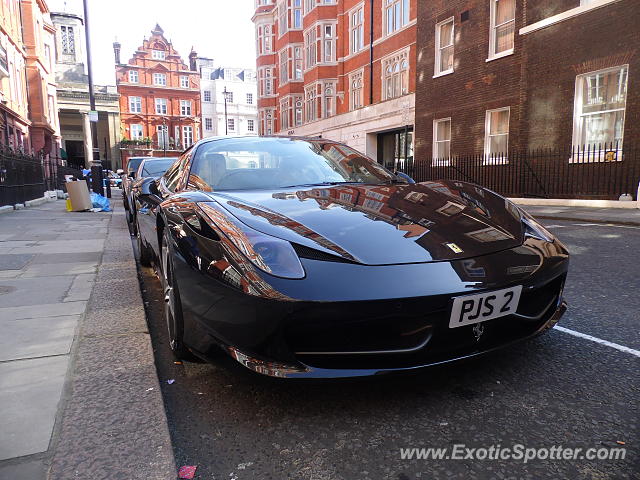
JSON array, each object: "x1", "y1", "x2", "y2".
[{"x1": 280, "y1": 181, "x2": 363, "y2": 188}]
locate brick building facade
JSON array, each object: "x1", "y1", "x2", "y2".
[
  {"x1": 114, "y1": 25, "x2": 201, "y2": 166},
  {"x1": 252, "y1": 0, "x2": 417, "y2": 170},
  {"x1": 415, "y1": 0, "x2": 638, "y2": 161}
]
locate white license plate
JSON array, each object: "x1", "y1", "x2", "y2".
[{"x1": 449, "y1": 285, "x2": 523, "y2": 328}]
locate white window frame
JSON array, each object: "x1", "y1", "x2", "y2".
[
  {"x1": 384, "y1": 0, "x2": 410, "y2": 36},
  {"x1": 203, "y1": 90, "x2": 211, "y2": 102},
  {"x1": 130, "y1": 124, "x2": 143, "y2": 140},
  {"x1": 484, "y1": 107, "x2": 510, "y2": 164},
  {"x1": 227, "y1": 118, "x2": 236, "y2": 132},
  {"x1": 129, "y1": 96, "x2": 142, "y2": 113},
  {"x1": 304, "y1": 84, "x2": 318, "y2": 123},
  {"x1": 434, "y1": 17, "x2": 454, "y2": 77},
  {"x1": 304, "y1": 27, "x2": 317, "y2": 69},
  {"x1": 60, "y1": 25, "x2": 75, "y2": 55},
  {"x1": 180, "y1": 100, "x2": 192, "y2": 116},
  {"x1": 279, "y1": 48, "x2": 289, "y2": 85},
  {"x1": 246, "y1": 93, "x2": 254, "y2": 104},
  {"x1": 571, "y1": 65, "x2": 628, "y2": 162},
  {"x1": 294, "y1": 95, "x2": 303, "y2": 126},
  {"x1": 180, "y1": 75, "x2": 189, "y2": 88},
  {"x1": 322, "y1": 81, "x2": 336, "y2": 118},
  {"x1": 350, "y1": 4, "x2": 365, "y2": 54},
  {"x1": 488, "y1": 0, "x2": 516, "y2": 61},
  {"x1": 205, "y1": 117, "x2": 213, "y2": 131},
  {"x1": 128, "y1": 70, "x2": 139, "y2": 83},
  {"x1": 433, "y1": 118, "x2": 452, "y2": 164},
  {"x1": 349, "y1": 69, "x2": 364, "y2": 111},
  {"x1": 321, "y1": 23, "x2": 336, "y2": 63},
  {"x1": 382, "y1": 48, "x2": 410, "y2": 100},
  {"x1": 280, "y1": 97, "x2": 291, "y2": 131},
  {"x1": 157, "y1": 125, "x2": 169, "y2": 148},
  {"x1": 182, "y1": 126, "x2": 194, "y2": 147},
  {"x1": 151, "y1": 49, "x2": 165, "y2": 60},
  {"x1": 256, "y1": 23, "x2": 274, "y2": 55},
  {"x1": 304, "y1": 0, "x2": 314, "y2": 15},
  {"x1": 247, "y1": 119, "x2": 255, "y2": 132},
  {"x1": 258, "y1": 66, "x2": 275, "y2": 96},
  {"x1": 292, "y1": 45, "x2": 303, "y2": 80},
  {"x1": 153, "y1": 73, "x2": 167, "y2": 86},
  {"x1": 155, "y1": 98, "x2": 168, "y2": 115}
]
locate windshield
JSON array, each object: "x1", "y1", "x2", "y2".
[
  {"x1": 188, "y1": 138, "x2": 398, "y2": 191},
  {"x1": 141, "y1": 159, "x2": 177, "y2": 177}
]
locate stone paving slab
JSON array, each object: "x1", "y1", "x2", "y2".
[
  {"x1": 0, "y1": 254, "x2": 34, "y2": 270},
  {"x1": 20, "y1": 261, "x2": 98, "y2": 278},
  {"x1": 0, "y1": 315, "x2": 79, "y2": 362},
  {"x1": 0, "y1": 301, "x2": 87, "y2": 320},
  {"x1": 0, "y1": 276, "x2": 74, "y2": 307},
  {"x1": 0, "y1": 459, "x2": 47, "y2": 480},
  {"x1": 0, "y1": 356, "x2": 69, "y2": 461}
]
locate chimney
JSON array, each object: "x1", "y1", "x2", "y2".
[
  {"x1": 113, "y1": 41, "x2": 121, "y2": 64},
  {"x1": 189, "y1": 48, "x2": 197, "y2": 72}
]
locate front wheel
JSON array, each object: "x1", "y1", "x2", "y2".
[{"x1": 161, "y1": 231, "x2": 191, "y2": 359}]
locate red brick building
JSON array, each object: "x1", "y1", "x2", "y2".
[
  {"x1": 114, "y1": 25, "x2": 201, "y2": 166},
  {"x1": 415, "y1": 0, "x2": 639, "y2": 160},
  {"x1": 252, "y1": 0, "x2": 417, "y2": 170}
]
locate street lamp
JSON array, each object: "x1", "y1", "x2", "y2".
[
  {"x1": 223, "y1": 86, "x2": 230, "y2": 136},
  {"x1": 162, "y1": 117, "x2": 167, "y2": 157}
]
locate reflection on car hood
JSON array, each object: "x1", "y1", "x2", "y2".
[{"x1": 206, "y1": 180, "x2": 525, "y2": 265}]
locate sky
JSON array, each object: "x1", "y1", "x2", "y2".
[{"x1": 48, "y1": 0, "x2": 257, "y2": 85}]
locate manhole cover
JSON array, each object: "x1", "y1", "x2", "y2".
[{"x1": 0, "y1": 285, "x2": 17, "y2": 295}]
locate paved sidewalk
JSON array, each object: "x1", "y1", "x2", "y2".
[
  {"x1": 0, "y1": 192, "x2": 175, "y2": 479},
  {"x1": 521, "y1": 205, "x2": 640, "y2": 226}
]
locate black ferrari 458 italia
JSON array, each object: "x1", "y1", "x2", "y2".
[{"x1": 132, "y1": 136, "x2": 569, "y2": 378}]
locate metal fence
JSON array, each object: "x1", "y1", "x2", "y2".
[
  {"x1": 0, "y1": 148, "x2": 47, "y2": 207},
  {"x1": 399, "y1": 143, "x2": 640, "y2": 200}
]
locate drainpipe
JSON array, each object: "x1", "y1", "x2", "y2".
[{"x1": 369, "y1": 0, "x2": 374, "y2": 105}]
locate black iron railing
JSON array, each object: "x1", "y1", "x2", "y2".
[
  {"x1": 398, "y1": 143, "x2": 640, "y2": 200},
  {"x1": 0, "y1": 148, "x2": 47, "y2": 207}
]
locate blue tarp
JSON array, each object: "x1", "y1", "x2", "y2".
[{"x1": 90, "y1": 192, "x2": 111, "y2": 212}]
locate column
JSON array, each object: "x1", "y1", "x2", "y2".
[{"x1": 82, "y1": 112, "x2": 93, "y2": 168}]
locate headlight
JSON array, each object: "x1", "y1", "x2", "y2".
[
  {"x1": 521, "y1": 214, "x2": 555, "y2": 243},
  {"x1": 197, "y1": 203, "x2": 305, "y2": 279}
]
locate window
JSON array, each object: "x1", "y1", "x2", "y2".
[
  {"x1": 305, "y1": 84, "x2": 318, "y2": 122},
  {"x1": 259, "y1": 108, "x2": 275, "y2": 135},
  {"x1": 155, "y1": 98, "x2": 168, "y2": 115},
  {"x1": 384, "y1": 0, "x2": 410, "y2": 36},
  {"x1": 180, "y1": 100, "x2": 192, "y2": 116},
  {"x1": 130, "y1": 124, "x2": 143, "y2": 140},
  {"x1": 180, "y1": 76, "x2": 189, "y2": 88},
  {"x1": 204, "y1": 90, "x2": 212, "y2": 102},
  {"x1": 293, "y1": 46, "x2": 303, "y2": 79},
  {"x1": 484, "y1": 107, "x2": 510, "y2": 160},
  {"x1": 489, "y1": 0, "x2": 515, "y2": 59},
  {"x1": 322, "y1": 24, "x2": 336, "y2": 63},
  {"x1": 292, "y1": 0, "x2": 302, "y2": 28},
  {"x1": 278, "y1": 1, "x2": 288, "y2": 35},
  {"x1": 350, "y1": 5, "x2": 364, "y2": 54},
  {"x1": 258, "y1": 67, "x2": 275, "y2": 96},
  {"x1": 433, "y1": 118, "x2": 451, "y2": 161},
  {"x1": 183, "y1": 126, "x2": 194, "y2": 147},
  {"x1": 435, "y1": 17, "x2": 454, "y2": 76},
  {"x1": 350, "y1": 70, "x2": 364, "y2": 110},
  {"x1": 152, "y1": 49, "x2": 165, "y2": 60},
  {"x1": 153, "y1": 73, "x2": 167, "y2": 86},
  {"x1": 128, "y1": 70, "x2": 138, "y2": 83},
  {"x1": 226, "y1": 91, "x2": 234, "y2": 103},
  {"x1": 383, "y1": 50, "x2": 409, "y2": 100},
  {"x1": 205, "y1": 118, "x2": 213, "y2": 131},
  {"x1": 304, "y1": 28, "x2": 317, "y2": 68},
  {"x1": 0, "y1": 44, "x2": 8, "y2": 75},
  {"x1": 247, "y1": 119, "x2": 255, "y2": 132},
  {"x1": 573, "y1": 65, "x2": 628, "y2": 149},
  {"x1": 157, "y1": 125, "x2": 169, "y2": 149},
  {"x1": 60, "y1": 25, "x2": 75, "y2": 54},
  {"x1": 256, "y1": 24, "x2": 273, "y2": 55},
  {"x1": 279, "y1": 49, "x2": 289, "y2": 84},
  {"x1": 227, "y1": 118, "x2": 235, "y2": 132},
  {"x1": 304, "y1": 0, "x2": 314, "y2": 14},
  {"x1": 280, "y1": 97, "x2": 291, "y2": 130},
  {"x1": 129, "y1": 96, "x2": 142, "y2": 113},
  {"x1": 294, "y1": 95, "x2": 303, "y2": 126},
  {"x1": 246, "y1": 93, "x2": 254, "y2": 104},
  {"x1": 322, "y1": 81, "x2": 336, "y2": 118}
]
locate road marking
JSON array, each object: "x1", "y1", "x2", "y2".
[
  {"x1": 571, "y1": 223, "x2": 640, "y2": 230},
  {"x1": 554, "y1": 326, "x2": 640, "y2": 358},
  {"x1": 544, "y1": 225, "x2": 567, "y2": 228}
]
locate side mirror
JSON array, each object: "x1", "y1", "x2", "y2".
[
  {"x1": 129, "y1": 171, "x2": 137, "y2": 179},
  {"x1": 116, "y1": 169, "x2": 124, "y2": 175},
  {"x1": 395, "y1": 172, "x2": 416, "y2": 184}
]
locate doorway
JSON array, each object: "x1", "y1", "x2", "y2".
[{"x1": 376, "y1": 127, "x2": 414, "y2": 172}]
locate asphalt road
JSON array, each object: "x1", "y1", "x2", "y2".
[{"x1": 135, "y1": 220, "x2": 639, "y2": 480}]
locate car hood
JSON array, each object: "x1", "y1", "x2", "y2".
[{"x1": 206, "y1": 181, "x2": 525, "y2": 265}]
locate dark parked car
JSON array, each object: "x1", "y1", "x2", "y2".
[
  {"x1": 133, "y1": 136, "x2": 569, "y2": 378},
  {"x1": 122, "y1": 156, "x2": 148, "y2": 218},
  {"x1": 127, "y1": 157, "x2": 178, "y2": 232}
]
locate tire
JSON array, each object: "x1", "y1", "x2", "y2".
[
  {"x1": 136, "y1": 221, "x2": 152, "y2": 267},
  {"x1": 161, "y1": 231, "x2": 191, "y2": 360}
]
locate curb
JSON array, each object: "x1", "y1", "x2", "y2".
[
  {"x1": 0, "y1": 205, "x2": 13, "y2": 215},
  {"x1": 530, "y1": 214, "x2": 640, "y2": 227},
  {"x1": 24, "y1": 197, "x2": 48, "y2": 208},
  {"x1": 510, "y1": 198, "x2": 639, "y2": 209},
  {"x1": 47, "y1": 196, "x2": 176, "y2": 479}
]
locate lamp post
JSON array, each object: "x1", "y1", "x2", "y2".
[
  {"x1": 82, "y1": 0, "x2": 104, "y2": 195},
  {"x1": 162, "y1": 117, "x2": 167, "y2": 157},
  {"x1": 223, "y1": 86, "x2": 229, "y2": 136}
]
